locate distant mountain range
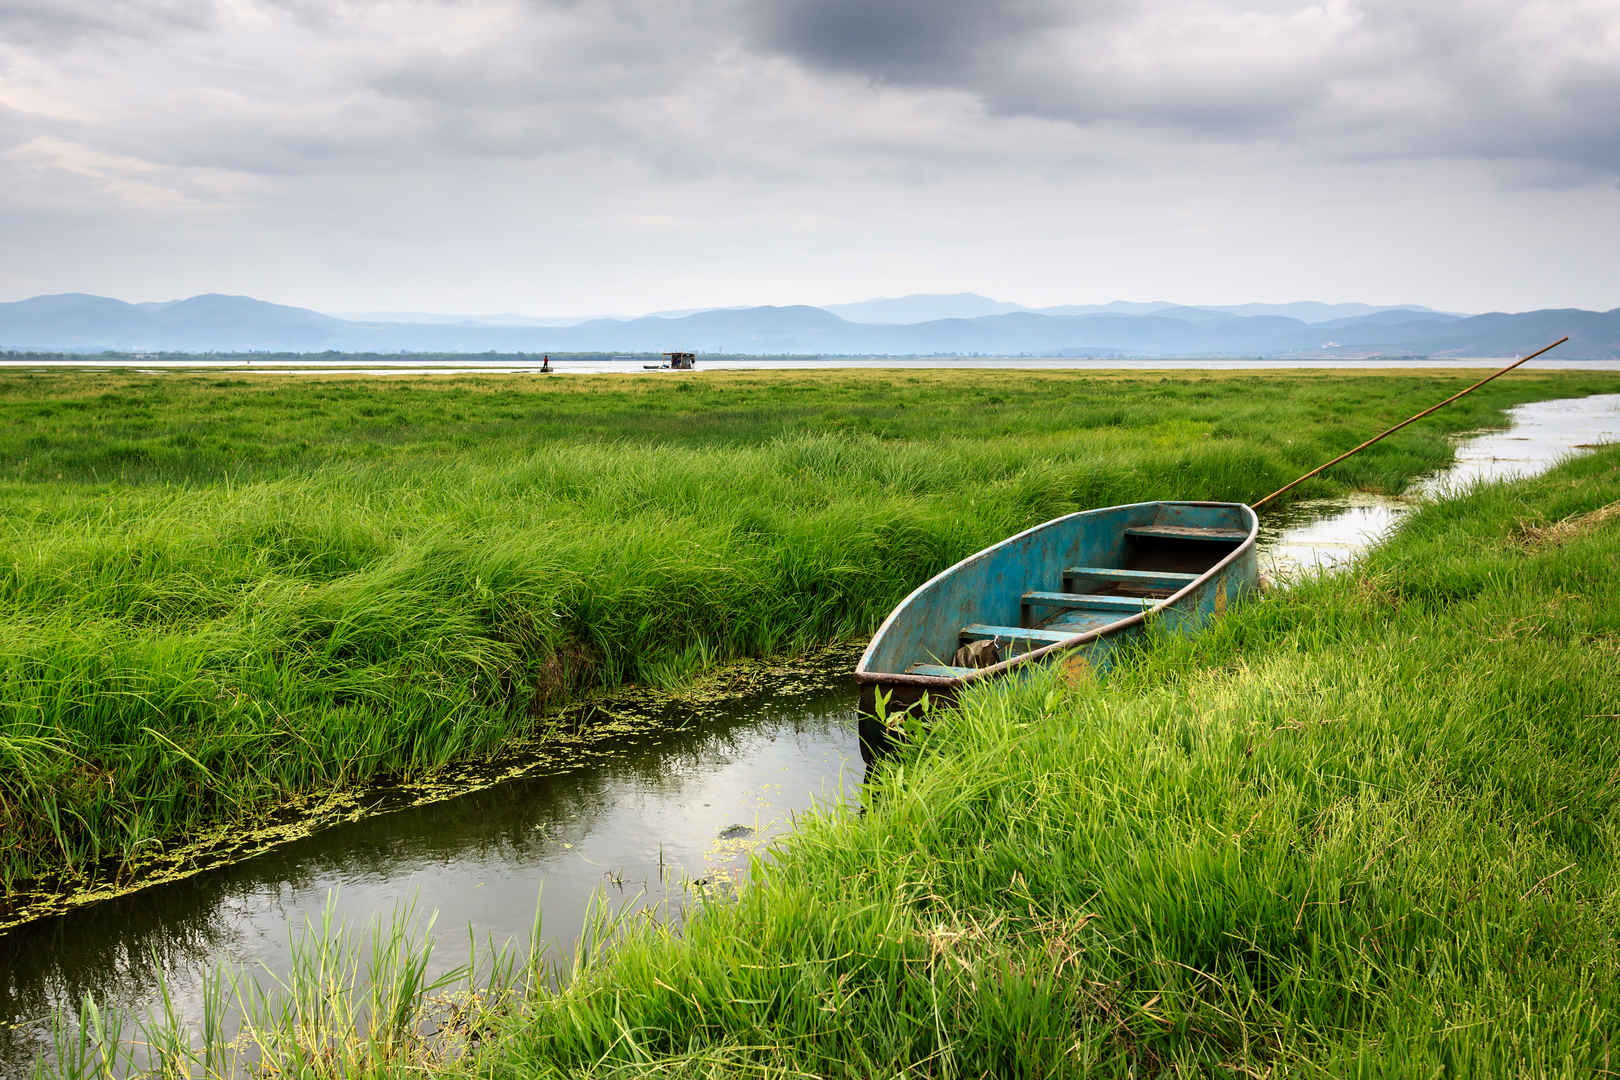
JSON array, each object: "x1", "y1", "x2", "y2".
[
  {"x1": 2, "y1": 291, "x2": 1616, "y2": 360},
  {"x1": 823, "y1": 294, "x2": 1460, "y2": 324}
]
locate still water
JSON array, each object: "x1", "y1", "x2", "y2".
[
  {"x1": 1, "y1": 663, "x2": 864, "y2": 1074},
  {"x1": 1261, "y1": 393, "x2": 1620, "y2": 575},
  {"x1": 2, "y1": 393, "x2": 1617, "y2": 1075}
]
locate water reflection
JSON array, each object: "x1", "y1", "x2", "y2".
[
  {"x1": 1261, "y1": 393, "x2": 1620, "y2": 578},
  {"x1": 1, "y1": 665, "x2": 861, "y2": 1076}
]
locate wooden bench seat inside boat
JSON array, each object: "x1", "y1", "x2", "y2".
[
  {"x1": 1022, "y1": 590, "x2": 1154, "y2": 611},
  {"x1": 1063, "y1": 566, "x2": 1198, "y2": 591},
  {"x1": 956, "y1": 624, "x2": 1075, "y2": 659},
  {"x1": 1041, "y1": 610, "x2": 1125, "y2": 635},
  {"x1": 1122, "y1": 524, "x2": 1246, "y2": 575},
  {"x1": 905, "y1": 663, "x2": 977, "y2": 678},
  {"x1": 1123, "y1": 525, "x2": 1250, "y2": 542}
]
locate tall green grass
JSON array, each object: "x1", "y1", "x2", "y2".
[
  {"x1": 36, "y1": 891, "x2": 564, "y2": 1080},
  {"x1": 458, "y1": 446, "x2": 1620, "y2": 1077},
  {"x1": 2, "y1": 369, "x2": 1616, "y2": 892},
  {"x1": 33, "y1": 437, "x2": 1619, "y2": 1078}
]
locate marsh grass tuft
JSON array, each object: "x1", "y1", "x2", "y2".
[{"x1": 36, "y1": 889, "x2": 572, "y2": 1080}]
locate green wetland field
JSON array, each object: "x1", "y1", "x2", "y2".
[
  {"x1": 457, "y1": 437, "x2": 1620, "y2": 1079},
  {"x1": 4, "y1": 367, "x2": 1619, "y2": 1076},
  {"x1": 1, "y1": 368, "x2": 1616, "y2": 894}
]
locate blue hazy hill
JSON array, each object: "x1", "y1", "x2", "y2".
[{"x1": 2, "y1": 291, "x2": 1614, "y2": 359}]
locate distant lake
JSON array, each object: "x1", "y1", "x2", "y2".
[{"x1": 4, "y1": 356, "x2": 1618, "y2": 374}]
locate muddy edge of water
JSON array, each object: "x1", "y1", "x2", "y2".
[
  {"x1": 0, "y1": 642, "x2": 864, "y2": 933},
  {"x1": 2, "y1": 645, "x2": 867, "y2": 1078}
]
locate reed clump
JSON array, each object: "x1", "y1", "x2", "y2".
[
  {"x1": 37, "y1": 892, "x2": 562, "y2": 1080},
  {"x1": 3, "y1": 369, "x2": 1616, "y2": 892}
]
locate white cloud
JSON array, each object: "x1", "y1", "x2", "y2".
[
  {"x1": 4, "y1": 135, "x2": 266, "y2": 208},
  {"x1": 0, "y1": 0, "x2": 1616, "y2": 312}
]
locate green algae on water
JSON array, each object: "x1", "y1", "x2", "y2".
[{"x1": 0, "y1": 642, "x2": 862, "y2": 932}]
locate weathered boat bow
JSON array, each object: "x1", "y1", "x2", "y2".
[{"x1": 855, "y1": 500, "x2": 1258, "y2": 755}]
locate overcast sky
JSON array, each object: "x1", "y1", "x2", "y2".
[{"x1": 3, "y1": 0, "x2": 1618, "y2": 316}]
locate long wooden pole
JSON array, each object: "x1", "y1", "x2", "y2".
[{"x1": 1250, "y1": 336, "x2": 1569, "y2": 511}]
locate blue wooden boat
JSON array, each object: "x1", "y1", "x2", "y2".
[{"x1": 855, "y1": 500, "x2": 1258, "y2": 749}]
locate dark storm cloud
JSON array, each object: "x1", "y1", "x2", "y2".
[
  {"x1": 746, "y1": 0, "x2": 1311, "y2": 130},
  {"x1": 745, "y1": 0, "x2": 1620, "y2": 177},
  {"x1": 749, "y1": 0, "x2": 1068, "y2": 83}
]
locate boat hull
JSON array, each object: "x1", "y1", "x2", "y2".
[{"x1": 855, "y1": 500, "x2": 1258, "y2": 757}]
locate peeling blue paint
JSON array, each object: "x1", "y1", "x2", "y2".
[{"x1": 856, "y1": 501, "x2": 1259, "y2": 716}]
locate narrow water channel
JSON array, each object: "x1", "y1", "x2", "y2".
[
  {"x1": 1261, "y1": 393, "x2": 1620, "y2": 575},
  {"x1": 1, "y1": 662, "x2": 864, "y2": 1076},
  {"x1": 3, "y1": 393, "x2": 1617, "y2": 1076}
]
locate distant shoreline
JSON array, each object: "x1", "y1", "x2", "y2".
[{"x1": 3, "y1": 354, "x2": 1617, "y2": 373}]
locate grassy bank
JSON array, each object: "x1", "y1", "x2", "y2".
[
  {"x1": 37, "y1": 433, "x2": 1620, "y2": 1079},
  {"x1": 458, "y1": 443, "x2": 1620, "y2": 1077},
  {"x1": 2, "y1": 369, "x2": 1615, "y2": 893}
]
